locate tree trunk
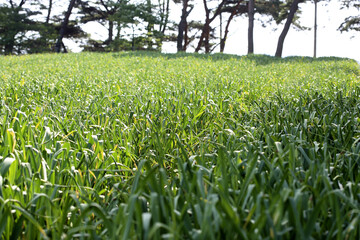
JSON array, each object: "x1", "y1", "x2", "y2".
[
  {"x1": 220, "y1": 13, "x2": 234, "y2": 53},
  {"x1": 4, "y1": 2, "x2": 25, "y2": 55},
  {"x1": 62, "y1": 41, "x2": 68, "y2": 53},
  {"x1": 4, "y1": 37, "x2": 15, "y2": 55},
  {"x1": 220, "y1": 0, "x2": 243, "y2": 53},
  {"x1": 183, "y1": 21, "x2": 189, "y2": 51},
  {"x1": 219, "y1": 12, "x2": 223, "y2": 49},
  {"x1": 116, "y1": 23, "x2": 121, "y2": 40},
  {"x1": 160, "y1": 0, "x2": 170, "y2": 35},
  {"x1": 195, "y1": 0, "x2": 227, "y2": 53},
  {"x1": 220, "y1": 19, "x2": 231, "y2": 52},
  {"x1": 204, "y1": 21, "x2": 211, "y2": 53},
  {"x1": 55, "y1": 0, "x2": 76, "y2": 53},
  {"x1": 132, "y1": 25, "x2": 135, "y2": 51},
  {"x1": 160, "y1": 0, "x2": 170, "y2": 49},
  {"x1": 109, "y1": 20, "x2": 113, "y2": 44},
  {"x1": 177, "y1": 24, "x2": 184, "y2": 52},
  {"x1": 46, "y1": 0, "x2": 53, "y2": 24},
  {"x1": 146, "y1": 0, "x2": 153, "y2": 49},
  {"x1": 177, "y1": 0, "x2": 188, "y2": 52},
  {"x1": 314, "y1": 0, "x2": 317, "y2": 58},
  {"x1": 104, "y1": 20, "x2": 113, "y2": 45},
  {"x1": 248, "y1": 0, "x2": 254, "y2": 54},
  {"x1": 177, "y1": 0, "x2": 193, "y2": 52},
  {"x1": 275, "y1": 0, "x2": 300, "y2": 57},
  {"x1": 114, "y1": 22, "x2": 121, "y2": 51},
  {"x1": 183, "y1": 5, "x2": 193, "y2": 51},
  {"x1": 195, "y1": 0, "x2": 210, "y2": 53}
]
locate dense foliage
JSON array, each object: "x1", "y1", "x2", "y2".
[
  {"x1": 0, "y1": 52, "x2": 360, "y2": 239},
  {"x1": 339, "y1": 0, "x2": 360, "y2": 32}
]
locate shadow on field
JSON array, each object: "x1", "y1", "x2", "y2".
[{"x1": 111, "y1": 51, "x2": 355, "y2": 66}]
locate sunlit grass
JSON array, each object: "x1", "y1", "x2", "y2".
[{"x1": 0, "y1": 52, "x2": 359, "y2": 239}]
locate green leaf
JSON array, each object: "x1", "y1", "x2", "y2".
[{"x1": 0, "y1": 157, "x2": 15, "y2": 177}]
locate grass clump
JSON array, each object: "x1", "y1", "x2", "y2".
[{"x1": 0, "y1": 52, "x2": 360, "y2": 239}]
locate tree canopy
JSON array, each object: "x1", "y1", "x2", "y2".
[
  {"x1": 0, "y1": 0, "x2": 358, "y2": 57},
  {"x1": 339, "y1": 0, "x2": 360, "y2": 32}
]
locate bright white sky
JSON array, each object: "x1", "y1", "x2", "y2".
[
  {"x1": 161, "y1": 0, "x2": 360, "y2": 62},
  {"x1": 65, "y1": 0, "x2": 360, "y2": 62}
]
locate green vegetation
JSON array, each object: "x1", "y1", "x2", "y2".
[{"x1": 0, "y1": 52, "x2": 360, "y2": 239}]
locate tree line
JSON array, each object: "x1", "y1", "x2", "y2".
[{"x1": 0, "y1": 0, "x2": 359, "y2": 57}]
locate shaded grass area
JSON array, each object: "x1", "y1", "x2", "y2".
[{"x1": 0, "y1": 52, "x2": 360, "y2": 239}]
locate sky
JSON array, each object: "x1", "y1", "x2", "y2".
[
  {"x1": 74, "y1": 0, "x2": 360, "y2": 62},
  {"x1": 162, "y1": 0, "x2": 360, "y2": 61}
]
